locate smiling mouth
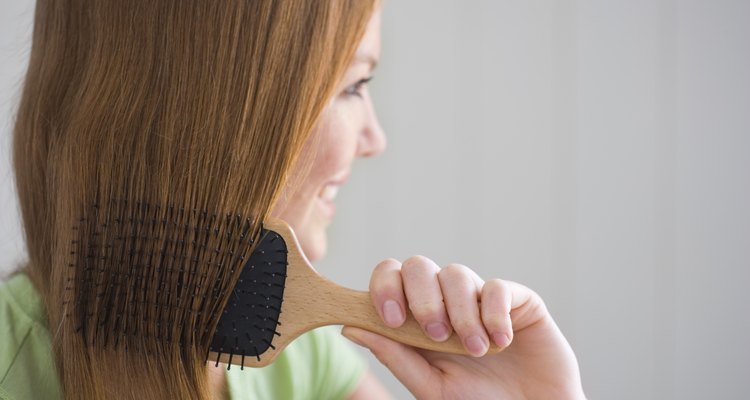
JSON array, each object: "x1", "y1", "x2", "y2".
[
  {"x1": 318, "y1": 183, "x2": 340, "y2": 202},
  {"x1": 316, "y1": 173, "x2": 348, "y2": 218},
  {"x1": 316, "y1": 186, "x2": 337, "y2": 219},
  {"x1": 319, "y1": 170, "x2": 350, "y2": 201}
]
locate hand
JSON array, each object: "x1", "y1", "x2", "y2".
[{"x1": 342, "y1": 256, "x2": 586, "y2": 400}]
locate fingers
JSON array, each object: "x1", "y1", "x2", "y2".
[
  {"x1": 438, "y1": 264, "x2": 490, "y2": 357},
  {"x1": 402, "y1": 256, "x2": 452, "y2": 342},
  {"x1": 481, "y1": 279, "x2": 514, "y2": 348},
  {"x1": 342, "y1": 326, "x2": 438, "y2": 400},
  {"x1": 370, "y1": 256, "x2": 520, "y2": 357},
  {"x1": 370, "y1": 258, "x2": 407, "y2": 328}
]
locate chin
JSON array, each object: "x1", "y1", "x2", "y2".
[{"x1": 298, "y1": 228, "x2": 328, "y2": 262}]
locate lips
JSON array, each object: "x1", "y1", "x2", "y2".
[
  {"x1": 315, "y1": 171, "x2": 350, "y2": 219},
  {"x1": 319, "y1": 184, "x2": 340, "y2": 202}
]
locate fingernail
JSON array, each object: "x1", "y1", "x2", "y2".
[
  {"x1": 465, "y1": 335, "x2": 488, "y2": 356},
  {"x1": 382, "y1": 300, "x2": 404, "y2": 327},
  {"x1": 492, "y1": 332, "x2": 511, "y2": 348},
  {"x1": 426, "y1": 322, "x2": 449, "y2": 341}
]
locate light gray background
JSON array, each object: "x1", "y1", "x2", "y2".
[{"x1": 2, "y1": 1, "x2": 749, "y2": 399}]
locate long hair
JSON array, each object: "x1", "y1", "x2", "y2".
[{"x1": 11, "y1": 1, "x2": 375, "y2": 398}]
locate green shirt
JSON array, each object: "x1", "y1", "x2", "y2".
[{"x1": 0, "y1": 273, "x2": 366, "y2": 400}]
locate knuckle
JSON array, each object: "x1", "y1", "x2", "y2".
[
  {"x1": 408, "y1": 300, "x2": 444, "y2": 319},
  {"x1": 482, "y1": 312, "x2": 507, "y2": 331},
  {"x1": 369, "y1": 273, "x2": 403, "y2": 296},
  {"x1": 486, "y1": 278, "x2": 505, "y2": 288},
  {"x1": 401, "y1": 255, "x2": 433, "y2": 272},
  {"x1": 373, "y1": 280, "x2": 402, "y2": 296},
  {"x1": 440, "y1": 263, "x2": 469, "y2": 279},
  {"x1": 450, "y1": 316, "x2": 479, "y2": 335},
  {"x1": 374, "y1": 258, "x2": 401, "y2": 273},
  {"x1": 484, "y1": 278, "x2": 506, "y2": 295},
  {"x1": 370, "y1": 259, "x2": 403, "y2": 295}
]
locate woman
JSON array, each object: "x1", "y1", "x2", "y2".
[{"x1": 1, "y1": 0, "x2": 585, "y2": 399}]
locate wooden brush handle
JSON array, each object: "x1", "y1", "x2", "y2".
[
  {"x1": 259, "y1": 218, "x2": 503, "y2": 367},
  {"x1": 329, "y1": 287, "x2": 466, "y2": 353},
  {"x1": 315, "y1": 284, "x2": 501, "y2": 355}
]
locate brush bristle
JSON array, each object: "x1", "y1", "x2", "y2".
[{"x1": 63, "y1": 199, "x2": 286, "y2": 364}]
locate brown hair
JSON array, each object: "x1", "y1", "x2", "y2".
[{"x1": 12, "y1": 0, "x2": 375, "y2": 398}]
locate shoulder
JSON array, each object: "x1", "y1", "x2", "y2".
[{"x1": 0, "y1": 274, "x2": 61, "y2": 400}]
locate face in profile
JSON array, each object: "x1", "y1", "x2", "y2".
[{"x1": 271, "y1": 10, "x2": 386, "y2": 262}]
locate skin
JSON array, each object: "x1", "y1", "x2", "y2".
[
  {"x1": 211, "y1": 9, "x2": 587, "y2": 400},
  {"x1": 269, "y1": 9, "x2": 387, "y2": 262}
]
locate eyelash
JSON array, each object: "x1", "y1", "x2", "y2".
[{"x1": 344, "y1": 76, "x2": 373, "y2": 98}]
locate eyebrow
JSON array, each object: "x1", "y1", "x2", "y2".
[{"x1": 353, "y1": 53, "x2": 379, "y2": 71}]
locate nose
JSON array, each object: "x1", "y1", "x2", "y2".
[{"x1": 357, "y1": 96, "x2": 387, "y2": 158}]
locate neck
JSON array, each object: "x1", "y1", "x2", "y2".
[{"x1": 207, "y1": 363, "x2": 228, "y2": 400}]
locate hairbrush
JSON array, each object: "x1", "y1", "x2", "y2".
[{"x1": 64, "y1": 199, "x2": 501, "y2": 370}]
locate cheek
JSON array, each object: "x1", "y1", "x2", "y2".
[
  {"x1": 318, "y1": 108, "x2": 359, "y2": 167},
  {"x1": 270, "y1": 103, "x2": 360, "y2": 259}
]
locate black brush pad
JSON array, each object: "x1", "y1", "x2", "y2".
[{"x1": 208, "y1": 228, "x2": 288, "y2": 365}]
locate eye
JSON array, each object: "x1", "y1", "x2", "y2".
[{"x1": 343, "y1": 76, "x2": 373, "y2": 98}]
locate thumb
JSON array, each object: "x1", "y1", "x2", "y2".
[{"x1": 341, "y1": 326, "x2": 440, "y2": 399}]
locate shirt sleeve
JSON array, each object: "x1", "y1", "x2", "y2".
[{"x1": 0, "y1": 274, "x2": 61, "y2": 400}]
